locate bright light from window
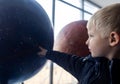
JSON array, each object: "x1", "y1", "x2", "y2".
[
  {"x1": 84, "y1": 1, "x2": 100, "y2": 14},
  {"x1": 54, "y1": 1, "x2": 81, "y2": 39}
]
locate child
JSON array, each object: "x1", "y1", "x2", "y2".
[{"x1": 38, "y1": 3, "x2": 120, "y2": 84}]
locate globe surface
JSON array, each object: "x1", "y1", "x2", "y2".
[{"x1": 0, "y1": 0, "x2": 54, "y2": 83}]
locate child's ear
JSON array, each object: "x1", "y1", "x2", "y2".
[{"x1": 109, "y1": 31, "x2": 120, "y2": 46}]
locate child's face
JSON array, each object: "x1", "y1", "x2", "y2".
[{"x1": 86, "y1": 24, "x2": 111, "y2": 58}]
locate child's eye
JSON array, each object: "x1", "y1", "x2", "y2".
[{"x1": 89, "y1": 35, "x2": 94, "y2": 37}]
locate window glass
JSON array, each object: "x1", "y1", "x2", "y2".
[
  {"x1": 60, "y1": 0, "x2": 81, "y2": 8},
  {"x1": 54, "y1": 0, "x2": 82, "y2": 39},
  {"x1": 84, "y1": 13, "x2": 92, "y2": 20},
  {"x1": 84, "y1": 1, "x2": 100, "y2": 14}
]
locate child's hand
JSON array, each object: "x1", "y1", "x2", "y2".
[{"x1": 38, "y1": 46, "x2": 48, "y2": 56}]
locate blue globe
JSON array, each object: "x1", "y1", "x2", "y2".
[{"x1": 0, "y1": 0, "x2": 54, "y2": 83}]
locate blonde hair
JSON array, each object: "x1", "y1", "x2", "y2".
[{"x1": 87, "y1": 3, "x2": 120, "y2": 37}]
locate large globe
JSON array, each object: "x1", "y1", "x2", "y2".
[
  {"x1": 54, "y1": 20, "x2": 90, "y2": 57},
  {"x1": 0, "y1": 0, "x2": 54, "y2": 83}
]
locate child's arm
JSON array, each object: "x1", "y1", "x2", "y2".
[{"x1": 38, "y1": 46, "x2": 86, "y2": 79}]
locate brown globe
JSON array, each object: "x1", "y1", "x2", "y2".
[{"x1": 54, "y1": 20, "x2": 90, "y2": 57}]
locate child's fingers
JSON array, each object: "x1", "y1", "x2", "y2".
[{"x1": 38, "y1": 46, "x2": 47, "y2": 56}]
